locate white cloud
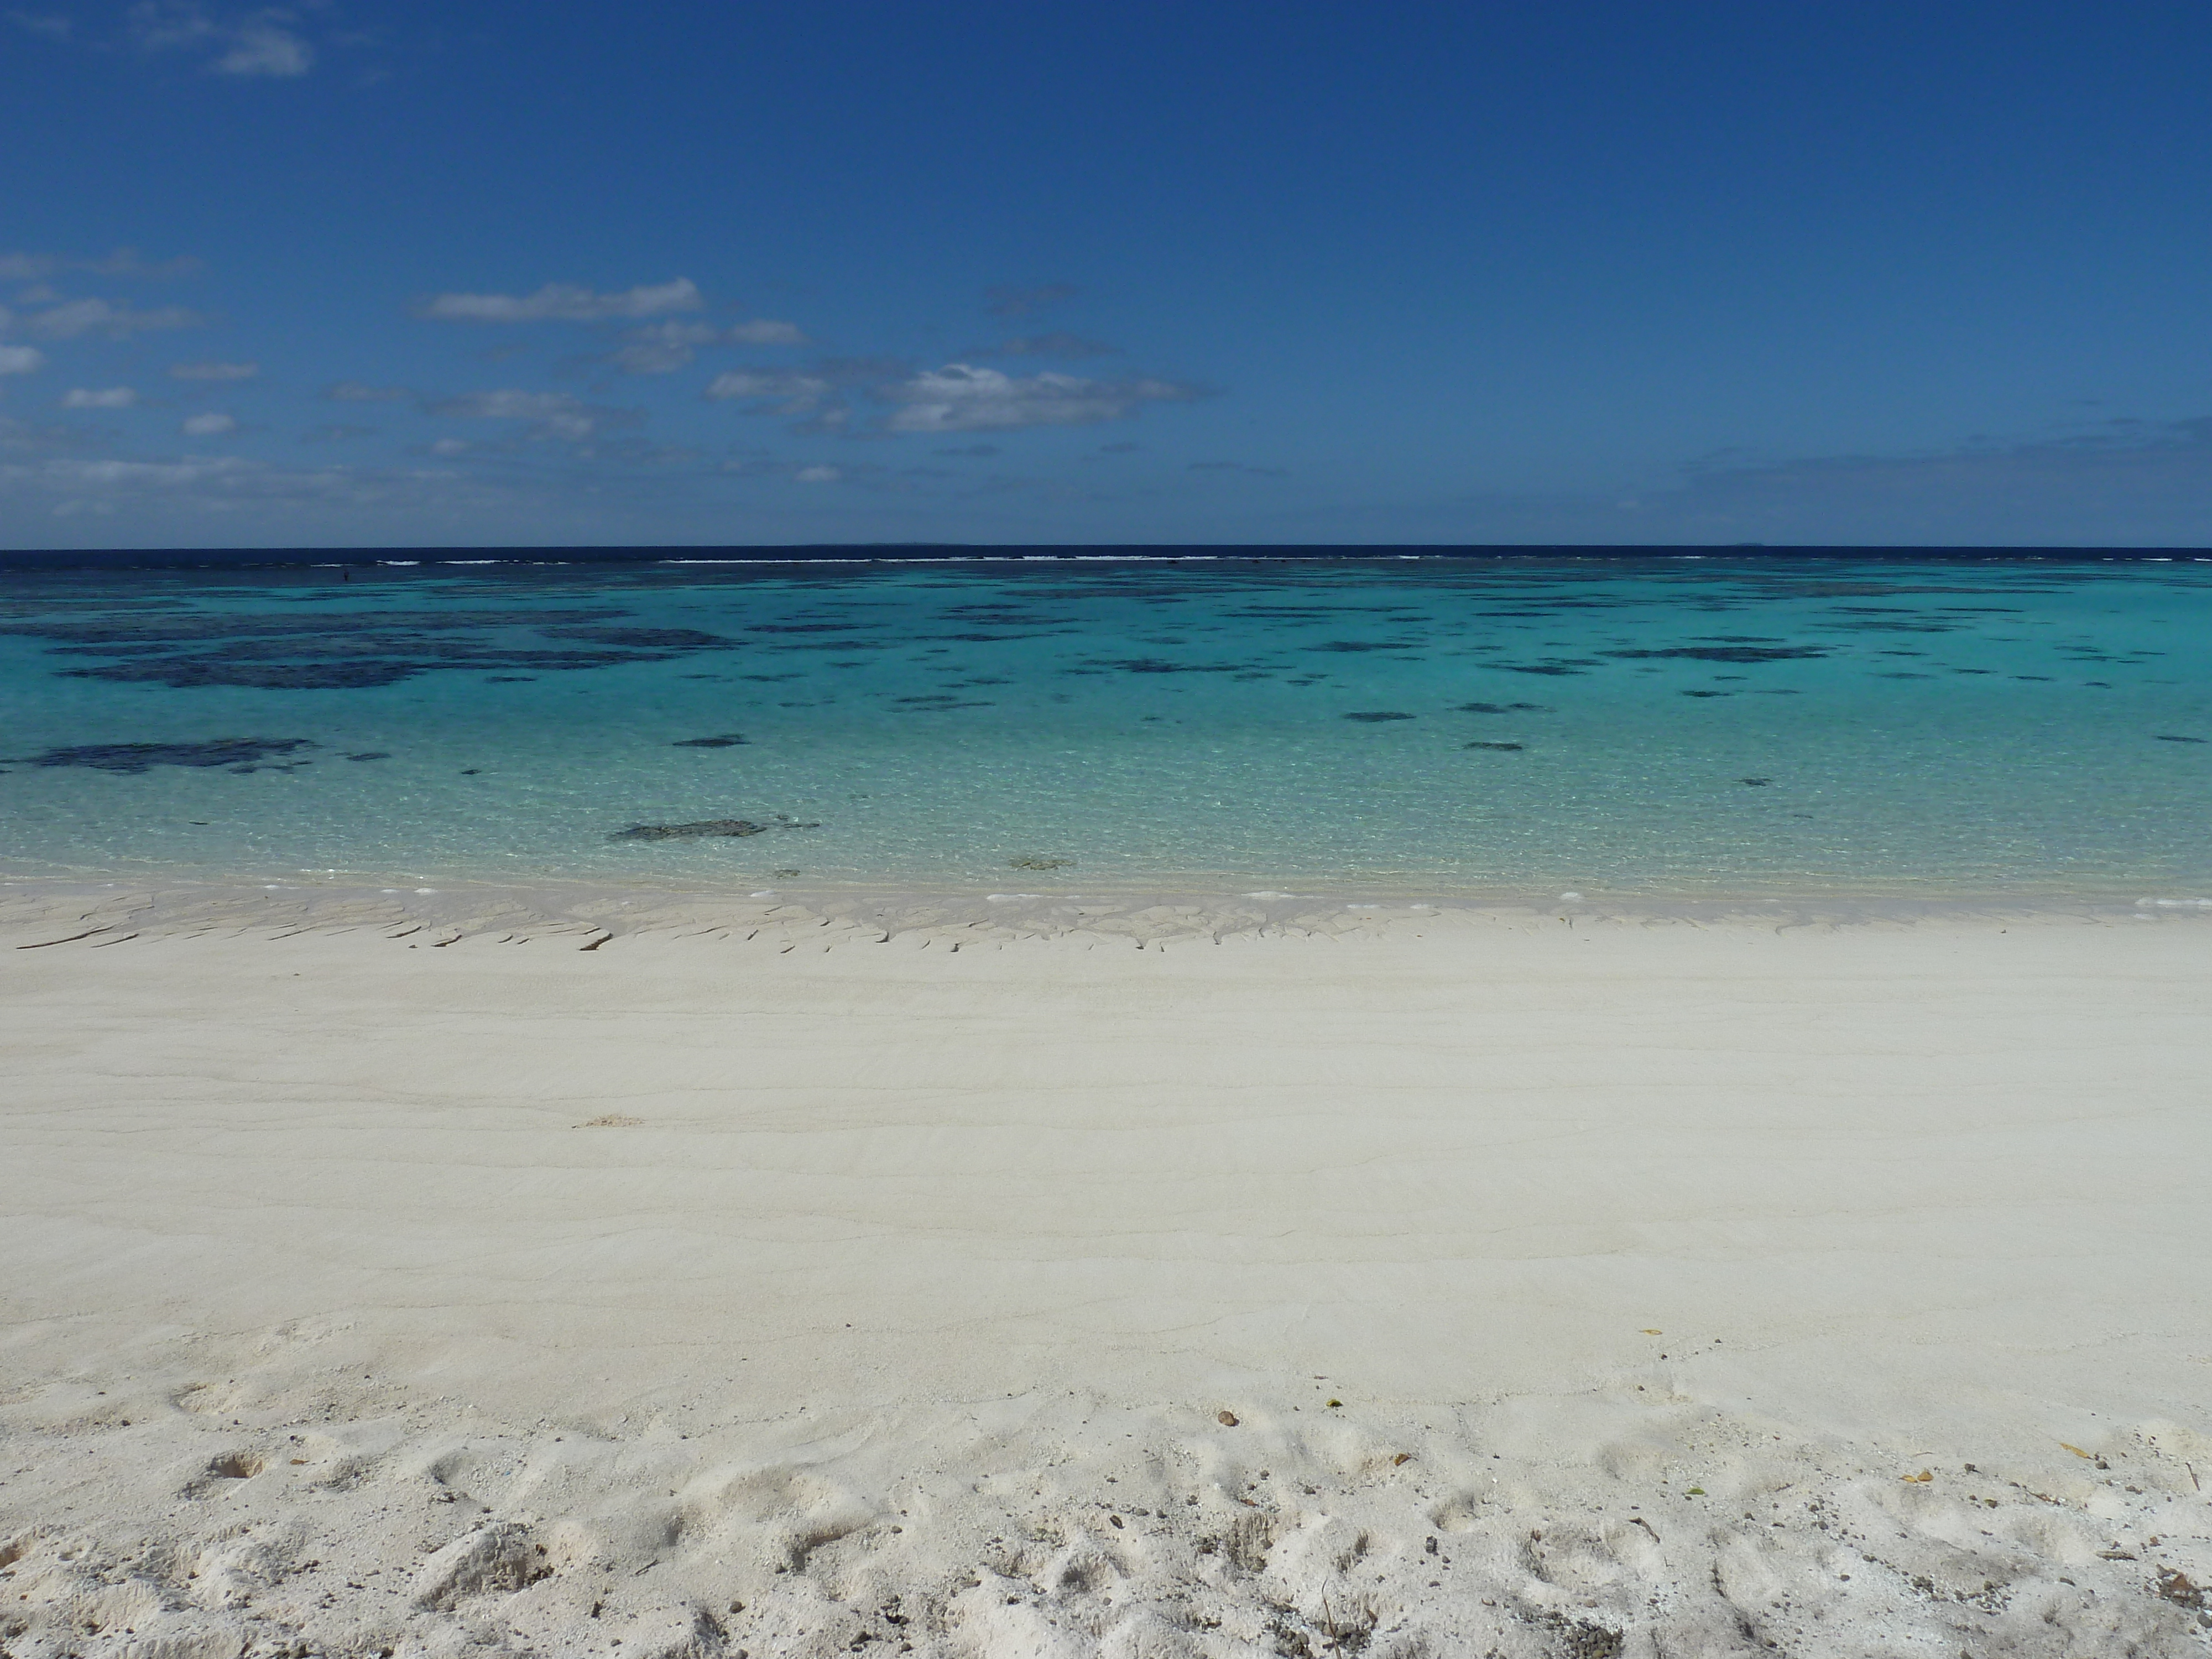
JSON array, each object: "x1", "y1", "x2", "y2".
[
  {"x1": 427, "y1": 437, "x2": 471, "y2": 457},
  {"x1": 215, "y1": 20, "x2": 310, "y2": 75},
  {"x1": 327, "y1": 380, "x2": 411, "y2": 402},
  {"x1": 181, "y1": 410, "x2": 238, "y2": 435},
  {"x1": 794, "y1": 464, "x2": 841, "y2": 483},
  {"x1": 880, "y1": 364, "x2": 1200, "y2": 433},
  {"x1": 62, "y1": 387, "x2": 139, "y2": 409},
  {"x1": 0, "y1": 345, "x2": 44, "y2": 375},
  {"x1": 27, "y1": 298, "x2": 202, "y2": 340},
  {"x1": 10, "y1": 12, "x2": 74, "y2": 40},
  {"x1": 170, "y1": 359, "x2": 258, "y2": 380},
  {"x1": 427, "y1": 388, "x2": 633, "y2": 440},
  {"x1": 419, "y1": 279, "x2": 703, "y2": 322}
]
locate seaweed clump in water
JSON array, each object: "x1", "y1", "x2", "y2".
[
  {"x1": 611, "y1": 814, "x2": 820, "y2": 841},
  {"x1": 17, "y1": 738, "x2": 317, "y2": 774}
]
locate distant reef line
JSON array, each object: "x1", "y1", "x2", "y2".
[{"x1": 4, "y1": 543, "x2": 2211, "y2": 572}]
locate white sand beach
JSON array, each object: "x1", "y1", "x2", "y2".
[{"x1": 2, "y1": 894, "x2": 2209, "y2": 1657}]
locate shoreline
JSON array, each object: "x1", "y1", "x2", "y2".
[
  {"x1": 4, "y1": 916, "x2": 2210, "y2": 1653},
  {"x1": 6, "y1": 869, "x2": 2211, "y2": 954}
]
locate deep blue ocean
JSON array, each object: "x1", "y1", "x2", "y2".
[{"x1": 2, "y1": 551, "x2": 2207, "y2": 901}]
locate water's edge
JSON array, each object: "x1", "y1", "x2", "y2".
[{"x1": 7, "y1": 872, "x2": 2208, "y2": 952}]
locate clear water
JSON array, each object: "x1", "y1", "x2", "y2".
[{"x1": 2, "y1": 555, "x2": 2208, "y2": 900}]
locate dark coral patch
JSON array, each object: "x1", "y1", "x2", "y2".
[
  {"x1": 1608, "y1": 646, "x2": 1827, "y2": 664},
  {"x1": 1074, "y1": 659, "x2": 1257, "y2": 675},
  {"x1": 18, "y1": 738, "x2": 316, "y2": 774},
  {"x1": 0, "y1": 607, "x2": 737, "y2": 691}
]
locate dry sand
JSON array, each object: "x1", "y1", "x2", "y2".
[{"x1": 2, "y1": 890, "x2": 2209, "y2": 1657}]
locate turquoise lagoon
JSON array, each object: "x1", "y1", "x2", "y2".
[{"x1": 1, "y1": 554, "x2": 2207, "y2": 902}]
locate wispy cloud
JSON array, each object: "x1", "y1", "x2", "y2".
[
  {"x1": 38, "y1": 456, "x2": 255, "y2": 486},
  {"x1": 1618, "y1": 417, "x2": 2212, "y2": 543},
  {"x1": 0, "y1": 346, "x2": 45, "y2": 375},
  {"x1": 0, "y1": 249, "x2": 200, "y2": 281},
  {"x1": 418, "y1": 279, "x2": 704, "y2": 323},
  {"x1": 169, "y1": 359, "x2": 258, "y2": 380},
  {"x1": 62, "y1": 387, "x2": 139, "y2": 408},
  {"x1": 122, "y1": 2, "x2": 314, "y2": 76},
  {"x1": 1190, "y1": 460, "x2": 1286, "y2": 477},
  {"x1": 702, "y1": 369, "x2": 836, "y2": 413},
  {"x1": 699, "y1": 355, "x2": 1204, "y2": 437},
  {"x1": 880, "y1": 364, "x2": 1202, "y2": 433},
  {"x1": 213, "y1": 18, "x2": 309, "y2": 75},
  {"x1": 1, "y1": 452, "x2": 531, "y2": 535},
  {"x1": 180, "y1": 410, "x2": 238, "y2": 435},
  {"x1": 966, "y1": 332, "x2": 1117, "y2": 359},
  {"x1": 1276, "y1": 415, "x2": 2212, "y2": 547},
  {"x1": 326, "y1": 380, "x2": 411, "y2": 403},
  {"x1": 719, "y1": 452, "x2": 895, "y2": 486},
  {"x1": 426, "y1": 388, "x2": 638, "y2": 440},
  {"x1": 8, "y1": 12, "x2": 74, "y2": 40},
  {"x1": 24, "y1": 298, "x2": 203, "y2": 340},
  {"x1": 984, "y1": 283, "x2": 1078, "y2": 319},
  {"x1": 607, "y1": 317, "x2": 806, "y2": 373}
]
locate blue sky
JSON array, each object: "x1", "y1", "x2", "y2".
[{"x1": 4, "y1": 1, "x2": 2210, "y2": 548}]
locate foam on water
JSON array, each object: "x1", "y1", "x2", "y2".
[{"x1": 1, "y1": 554, "x2": 2207, "y2": 902}]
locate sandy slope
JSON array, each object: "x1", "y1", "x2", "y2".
[{"x1": 2, "y1": 904, "x2": 2209, "y2": 1657}]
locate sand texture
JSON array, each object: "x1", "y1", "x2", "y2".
[{"x1": 3, "y1": 900, "x2": 2210, "y2": 1657}]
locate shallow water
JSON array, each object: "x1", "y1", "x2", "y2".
[{"x1": 2, "y1": 554, "x2": 2208, "y2": 900}]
